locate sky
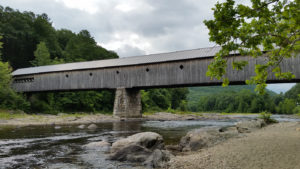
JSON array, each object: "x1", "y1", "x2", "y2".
[{"x1": 0, "y1": 0, "x2": 295, "y2": 93}]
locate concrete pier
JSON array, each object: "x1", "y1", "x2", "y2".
[{"x1": 113, "y1": 88, "x2": 142, "y2": 118}]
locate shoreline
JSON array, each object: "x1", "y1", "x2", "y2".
[
  {"x1": 168, "y1": 121, "x2": 300, "y2": 169},
  {"x1": 0, "y1": 111, "x2": 299, "y2": 127},
  {"x1": 0, "y1": 111, "x2": 232, "y2": 127}
]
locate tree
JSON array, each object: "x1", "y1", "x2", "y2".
[
  {"x1": 0, "y1": 35, "x2": 2, "y2": 56},
  {"x1": 276, "y1": 98, "x2": 296, "y2": 114},
  {"x1": 285, "y1": 83, "x2": 300, "y2": 100},
  {"x1": 0, "y1": 36, "x2": 29, "y2": 110},
  {"x1": 204, "y1": 0, "x2": 299, "y2": 94},
  {"x1": 31, "y1": 41, "x2": 51, "y2": 66},
  {"x1": 0, "y1": 36, "x2": 11, "y2": 89},
  {"x1": 169, "y1": 88, "x2": 189, "y2": 109}
]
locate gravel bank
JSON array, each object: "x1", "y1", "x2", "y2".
[
  {"x1": 0, "y1": 112, "x2": 230, "y2": 127},
  {"x1": 169, "y1": 122, "x2": 300, "y2": 169}
]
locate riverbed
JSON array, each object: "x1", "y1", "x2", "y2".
[{"x1": 0, "y1": 114, "x2": 299, "y2": 169}]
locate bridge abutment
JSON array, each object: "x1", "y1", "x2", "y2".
[{"x1": 113, "y1": 88, "x2": 142, "y2": 118}]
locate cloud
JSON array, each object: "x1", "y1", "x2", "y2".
[
  {"x1": 0, "y1": 0, "x2": 218, "y2": 56},
  {"x1": 0, "y1": 0, "x2": 295, "y2": 91},
  {"x1": 54, "y1": 0, "x2": 101, "y2": 14},
  {"x1": 114, "y1": 45, "x2": 146, "y2": 58}
]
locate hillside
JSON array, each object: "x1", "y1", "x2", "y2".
[{"x1": 187, "y1": 85, "x2": 277, "y2": 111}]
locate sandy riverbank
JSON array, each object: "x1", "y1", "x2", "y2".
[{"x1": 168, "y1": 122, "x2": 300, "y2": 169}]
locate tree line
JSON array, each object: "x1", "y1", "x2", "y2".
[
  {"x1": 0, "y1": 6, "x2": 188, "y2": 114},
  {"x1": 190, "y1": 84, "x2": 300, "y2": 114}
]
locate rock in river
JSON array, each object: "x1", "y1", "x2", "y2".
[
  {"x1": 236, "y1": 119, "x2": 266, "y2": 133},
  {"x1": 78, "y1": 124, "x2": 85, "y2": 129},
  {"x1": 87, "y1": 124, "x2": 97, "y2": 130},
  {"x1": 109, "y1": 132, "x2": 171, "y2": 167},
  {"x1": 179, "y1": 127, "x2": 238, "y2": 151},
  {"x1": 110, "y1": 132, "x2": 164, "y2": 153}
]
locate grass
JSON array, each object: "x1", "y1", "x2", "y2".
[
  {"x1": 220, "y1": 112, "x2": 259, "y2": 115},
  {"x1": 58, "y1": 112, "x2": 97, "y2": 118},
  {"x1": 0, "y1": 110, "x2": 30, "y2": 120},
  {"x1": 0, "y1": 110, "x2": 112, "y2": 120},
  {"x1": 297, "y1": 113, "x2": 300, "y2": 117}
]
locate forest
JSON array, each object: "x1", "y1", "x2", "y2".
[{"x1": 0, "y1": 6, "x2": 299, "y2": 115}]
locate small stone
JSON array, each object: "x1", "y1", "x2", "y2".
[
  {"x1": 143, "y1": 149, "x2": 173, "y2": 168},
  {"x1": 78, "y1": 124, "x2": 85, "y2": 129},
  {"x1": 87, "y1": 124, "x2": 97, "y2": 130},
  {"x1": 296, "y1": 128, "x2": 300, "y2": 131},
  {"x1": 54, "y1": 126, "x2": 61, "y2": 129}
]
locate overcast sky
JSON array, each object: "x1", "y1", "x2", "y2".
[{"x1": 0, "y1": 0, "x2": 295, "y2": 93}]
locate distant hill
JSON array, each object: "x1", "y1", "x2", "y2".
[{"x1": 187, "y1": 85, "x2": 277, "y2": 110}]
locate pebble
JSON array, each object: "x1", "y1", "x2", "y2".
[{"x1": 78, "y1": 124, "x2": 85, "y2": 129}]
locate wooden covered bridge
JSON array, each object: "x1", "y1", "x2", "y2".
[{"x1": 12, "y1": 47, "x2": 300, "y2": 117}]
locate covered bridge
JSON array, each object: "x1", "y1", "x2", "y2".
[{"x1": 11, "y1": 47, "x2": 300, "y2": 117}]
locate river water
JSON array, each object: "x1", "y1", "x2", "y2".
[{"x1": 0, "y1": 115, "x2": 299, "y2": 169}]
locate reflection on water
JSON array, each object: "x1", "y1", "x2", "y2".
[{"x1": 0, "y1": 115, "x2": 298, "y2": 169}]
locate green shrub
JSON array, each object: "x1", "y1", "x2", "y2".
[
  {"x1": 292, "y1": 106, "x2": 300, "y2": 114},
  {"x1": 259, "y1": 112, "x2": 278, "y2": 124}
]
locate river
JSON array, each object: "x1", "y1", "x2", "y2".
[{"x1": 0, "y1": 115, "x2": 299, "y2": 169}]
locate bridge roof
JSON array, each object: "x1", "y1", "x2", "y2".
[{"x1": 12, "y1": 46, "x2": 228, "y2": 76}]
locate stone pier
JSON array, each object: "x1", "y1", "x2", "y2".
[{"x1": 113, "y1": 88, "x2": 142, "y2": 118}]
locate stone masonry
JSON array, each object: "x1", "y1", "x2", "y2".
[{"x1": 113, "y1": 88, "x2": 142, "y2": 118}]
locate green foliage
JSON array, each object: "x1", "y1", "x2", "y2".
[
  {"x1": 0, "y1": 6, "x2": 118, "y2": 69},
  {"x1": 0, "y1": 35, "x2": 2, "y2": 56},
  {"x1": 31, "y1": 42, "x2": 51, "y2": 66},
  {"x1": 276, "y1": 98, "x2": 297, "y2": 114},
  {"x1": 204, "y1": 0, "x2": 300, "y2": 94},
  {"x1": 194, "y1": 89, "x2": 275, "y2": 113},
  {"x1": 259, "y1": 112, "x2": 278, "y2": 124},
  {"x1": 0, "y1": 110, "x2": 30, "y2": 120},
  {"x1": 187, "y1": 85, "x2": 276, "y2": 112},
  {"x1": 285, "y1": 84, "x2": 300, "y2": 100},
  {"x1": 292, "y1": 106, "x2": 300, "y2": 114},
  {"x1": 189, "y1": 83, "x2": 300, "y2": 115},
  {"x1": 0, "y1": 36, "x2": 29, "y2": 110},
  {"x1": 141, "y1": 88, "x2": 189, "y2": 113},
  {"x1": 0, "y1": 61, "x2": 11, "y2": 89},
  {"x1": 0, "y1": 6, "x2": 120, "y2": 114}
]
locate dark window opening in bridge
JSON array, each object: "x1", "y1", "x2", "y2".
[
  {"x1": 180, "y1": 65, "x2": 184, "y2": 69},
  {"x1": 14, "y1": 77, "x2": 34, "y2": 83},
  {"x1": 146, "y1": 68, "x2": 150, "y2": 72},
  {"x1": 66, "y1": 74, "x2": 69, "y2": 78},
  {"x1": 89, "y1": 73, "x2": 93, "y2": 76},
  {"x1": 116, "y1": 71, "x2": 119, "y2": 74}
]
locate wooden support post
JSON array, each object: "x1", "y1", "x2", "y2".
[{"x1": 113, "y1": 88, "x2": 142, "y2": 118}]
